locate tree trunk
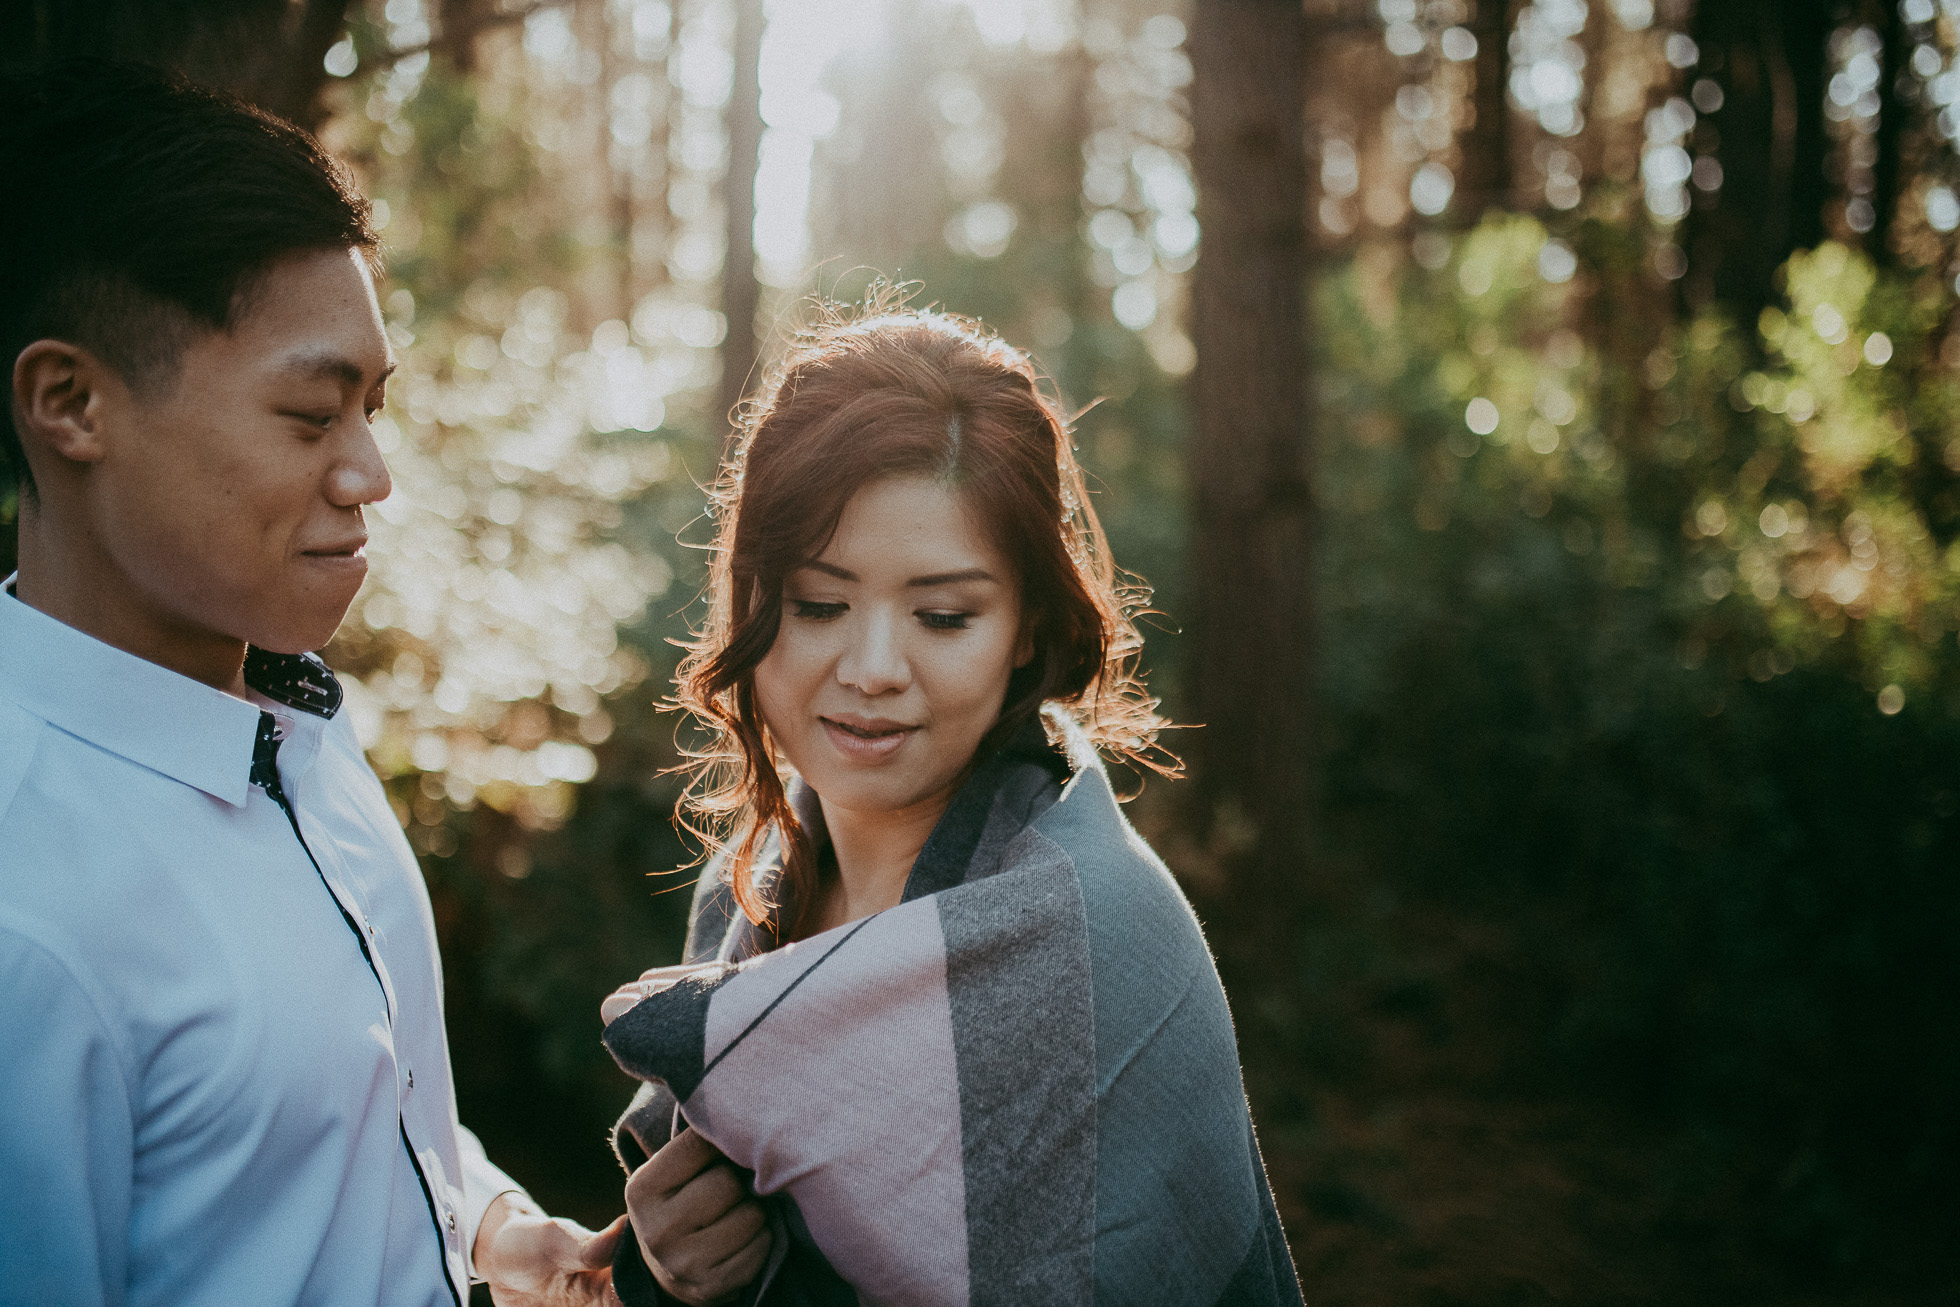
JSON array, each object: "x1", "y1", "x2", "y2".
[
  {"x1": 1187, "y1": 0, "x2": 1315, "y2": 868},
  {"x1": 598, "y1": 0, "x2": 635, "y2": 321},
  {"x1": 434, "y1": 0, "x2": 486, "y2": 75},
  {"x1": 1680, "y1": 0, "x2": 1832, "y2": 323},
  {"x1": 645, "y1": 0, "x2": 681, "y2": 301},
  {"x1": 1867, "y1": 0, "x2": 1908, "y2": 267},
  {"x1": 719, "y1": 0, "x2": 764, "y2": 434},
  {"x1": 0, "y1": 0, "x2": 353, "y2": 129},
  {"x1": 1457, "y1": 0, "x2": 1514, "y2": 220}
]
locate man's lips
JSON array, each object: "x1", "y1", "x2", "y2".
[
  {"x1": 299, "y1": 540, "x2": 369, "y2": 576},
  {"x1": 820, "y1": 715, "x2": 916, "y2": 762},
  {"x1": 300, "y1": 538, "x2": 368, "y2": 559}
]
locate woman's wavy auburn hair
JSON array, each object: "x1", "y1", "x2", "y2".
[{"x1": 673, "y1": 307, "x2": 1173, "y2": 939}]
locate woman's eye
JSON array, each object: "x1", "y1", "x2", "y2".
[
  {"x1": 918, "y1": 611, "x2": 971, "y2": 631},
  {"x1": 287, "y1": 412, "x2": 336, "y2": 431},
  {"x1": 790, "y1": 600, "x2": 847, "y2": 621}
]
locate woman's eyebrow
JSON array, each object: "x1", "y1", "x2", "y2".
[
  {"x1": 796, "y1": 562, "x2": 998, "y2": 587},
  {"x1": 908, "y1": 568, "x2": 997, "y2": 587}
]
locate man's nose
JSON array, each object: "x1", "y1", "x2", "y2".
[{"x1": 328, "y1": 417, "x2": 393, "y2": 508}]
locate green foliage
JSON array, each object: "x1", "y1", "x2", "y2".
[{"x1": 1312, "y1": 213, "x2": 1960, "y2": 1273}]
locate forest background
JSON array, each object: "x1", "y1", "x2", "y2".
[{"x1": 4, "y1": 0, "x2": 1957, "y2": 1301}]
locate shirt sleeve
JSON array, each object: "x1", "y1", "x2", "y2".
[
  {"x1": 455, "y1": 1122, "x2": 526, "y2": 1283},
  {"x1": 0, "y1": 919, "x2": 135, "y2": 1307}
]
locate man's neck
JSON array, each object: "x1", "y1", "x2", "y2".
[{"x1": 13, "y1": 505, "x2": 250, "y2": 696}]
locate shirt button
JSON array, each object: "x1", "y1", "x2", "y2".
[
  {"x1": 446, "y1": 1209, "x2": 458, "y2": 1236},
  {"x1": 406, "y1": 1068, "x2": 415, "y2": 1089}
]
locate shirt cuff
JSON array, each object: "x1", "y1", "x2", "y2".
[{"x1": 456, "y1": 1125, "x2": 527, "y2": 1283}]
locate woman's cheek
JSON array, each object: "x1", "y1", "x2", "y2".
[
  {"x1": 776, "y1": 627, "x2": 831, "y2": 693},
  {"x1": 948, "y1": 635, "x2": 1015, "y2": 716},
  {"x1": 752, "y1": 648, "x2": 807, "y2": 748}
]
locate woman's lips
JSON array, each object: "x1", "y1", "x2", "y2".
[{"x1": 821, "y1": 716, "x2": 916, "y2": 763}]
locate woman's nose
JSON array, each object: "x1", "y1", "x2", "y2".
[{"x1": 836, "y1": 610, "x2": 909, "y2": 695}]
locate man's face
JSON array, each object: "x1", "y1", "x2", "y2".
[{"x1": 86, "y1": 246, "x2": 394, "y2": 663}]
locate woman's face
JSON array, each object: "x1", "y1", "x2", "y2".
[{"x1": 753, "y1": 474, "x2": 1031, "y2": 824}]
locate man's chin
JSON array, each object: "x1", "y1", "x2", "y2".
[
  {"x1": 246, "y1": 604, "x2": 359, "y2": 658},
  {"x1": 248, "y1": 565, "x2": 369, "y2": 655}
]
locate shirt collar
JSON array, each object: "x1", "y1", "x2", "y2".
[
  {"x1": 0, "y1": 577, "x2": 342, "y2": 808},
  {"x1": 244, "y1": 644, "x2": 345, "y2": 718}
]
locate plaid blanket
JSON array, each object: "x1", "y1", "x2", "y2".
[{"x1": 604, "y1": 716, "x2": 1303, "y2": 1306}]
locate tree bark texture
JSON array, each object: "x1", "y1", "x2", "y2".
[
  {"x1": 0, "y1": 0, "x2": 352, "y2": 129},
  {"x1": 1188, "y1": 0, "x2": 1315, "y2": 865},
  {"x1": 1457, "y1": 0, "x2": 1514, "y2": 221},
  {"x1": 1681, "y1": 0, "x2": 1832, "y2": 324},
  {"x1": 1867, "y1": 0, "x2": 1908, "y2": 267},
  {"x1": 597, "y1": 0, "x2": 635, "y2": 320},
  {"x1": 433, "y1": 0, "x2": 500, "y2": 75},
  {"x1": 719, "y1": 0, "x2": 764, "y2": 434}
]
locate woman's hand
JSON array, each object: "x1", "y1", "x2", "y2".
[
  {"x1": 601, "y1": 963, "x2": 725, "y2": 1027},
  {"x1": 626, "y1": 1128, "x2": 772, "y2": 1306}
]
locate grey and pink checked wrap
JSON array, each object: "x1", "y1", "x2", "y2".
[{"x1": 604, "y1": 714, "x2": 1302, "y2": 1307}]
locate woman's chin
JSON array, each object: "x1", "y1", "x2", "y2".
[
  {"x1": 802, "y1": 768, "x2": 955, "y2": 821},
  {"x1": 786, "y1": 724, "x2": 985, "y2": 815}
]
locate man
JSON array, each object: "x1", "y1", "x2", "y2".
[{"x1": 0, "y1": 61, "x2": 621, "y2": 1305}]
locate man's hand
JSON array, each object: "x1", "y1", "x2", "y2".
[
  {"x1": 474, "y1": 1191, "x2": 624, "y2": 1307},
  {"x1": 626, "y1": 1128, "x2": 772, "y2": 1306}
]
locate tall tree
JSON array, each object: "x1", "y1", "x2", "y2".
[
  {"x1": 1867, "y1": 0, "x2": 1909, "y2": 266},
  {"x1": 1681, "y1": 0, "x2": 1833, "y2": 323},
  {"x1": 429, "y1": 0, "x2": 572, "y2": 75},
  {"x1": 1457, "y1": 0, "x2": 1515, "y2": 220},
  {"x1": 719, "y1": 0, "x2": 764, "y2": 432},
  {"x1": 0, "y1": 0, "x2": 351, "y2": 128},
  {"x1": 597, "y1": 0, "x2": 636, "y2": 320},
  {"x1": 801, "y1": 4, "x2": 945, "y2": 275},
  {"x1": 1188, "y1": 0, "x2": 1314, "y2": 868}
]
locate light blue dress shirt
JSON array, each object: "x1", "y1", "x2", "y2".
[{"x1": 0, "y1": 582, "x2": 520, "y2": 1306}]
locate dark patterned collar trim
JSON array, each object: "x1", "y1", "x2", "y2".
[{"x1": 243, "y1": 647, "x2": 343, "y2": 719}]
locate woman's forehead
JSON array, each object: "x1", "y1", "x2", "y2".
[{"x1": 805, "y1": 476, "x2": 1008, "y2": 579}]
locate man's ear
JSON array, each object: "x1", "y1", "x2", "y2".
[{"x1": 12, "y1": 340, "x2": 117, "y2": 467}]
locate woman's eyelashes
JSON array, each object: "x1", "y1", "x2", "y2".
[{"x1": 785, "y1": 598, "x2": 974, "y2": 630}]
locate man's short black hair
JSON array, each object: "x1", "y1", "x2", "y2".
[{"x1": 0, "y1": 59, "x2": 377, "y2": 493}]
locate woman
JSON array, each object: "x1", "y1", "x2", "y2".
[{"x1": 599, "y1": 310, "x2": 1302, "y2": 1306}]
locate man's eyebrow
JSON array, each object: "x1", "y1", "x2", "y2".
[{"x1": 274, "y1": 349, "x2": 396, "y2": 389}]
